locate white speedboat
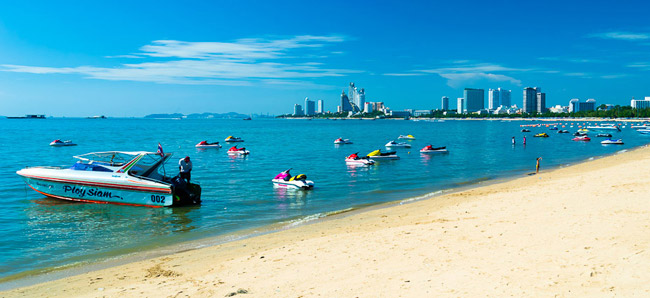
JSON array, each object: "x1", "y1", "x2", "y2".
[
  {"x1": 344, "y1": 153, "x2": 375, "y2": 165},
  {"x1": 50, "y1": 139, "x2": 77, "y2": 147},
  {"x1": 637, "y1": 129, "x2": 650, "y2": 134},
  {"x1": 587, "y1": 125, "x2": 621, "y2": 132},
  {"x1": 225, "y1": 136, "x2": 244, "y2": 142},
  {"x1": 420, "y1": 145, "x2": 448, "y2": 154},
  {"x1": 366, "y1": 149, "x2": 399, "y2": 160},
  {"x1": 601, "y1": 139, "x2": 624, "y2": 145},
  {"x1": 16, "y1": 151, "x2": 202, "y2": 207},
  {"x1": 227, "y1": 146, "x2": 249, "y2": 155},
  {"x1": 385, "y1": 141, "x2": 411, "y2": 148},
  {"x1": 272, "y1": 169, "x2": 314, "y2": 190},
  {"x1": 398, "y1": 134, "x2": 416, "y2": 140},
  {"x1": 334, "y1": 138, "x2": 353, "y2": 144},
  {"x1": 195, "y1": 141, "x2": 221, "y2": 148}
]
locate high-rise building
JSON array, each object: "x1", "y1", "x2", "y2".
[
  {"x1": 488, "y1": 89, "x2": 499, "y2": 110},
  {"x1": 499, "y1": 88, "x2": 511, "y2": 107},
  {"x1": 580, "y1": 99, "x2": 596, "y2": 112},
  {"x1": 293, "y1": 104, "x2": 304, "y2": 116},
  {"x1": 457, "y1": 97, "x2": 465, "y2": 114},
  {"x1": 568, "y1": 98, "x2": 580, "y2": 112},
  {"x1": 441, "y1": 96, "x2": 449, "y2": 110},
  {"x1": 464, "y1": 88, "x2": 484, "y2": 112},
  {"x1": 522, "y1": 87, "x2": 537, "y2": 113},
  {"x1": 536, "y1": 92, "x2": 546, "y2": 113},
  {"x1": 340, "y1": 91, "x2": 353, "y2": 112},
  {"x1": 317, "y1": 100, "x2": 324, "y2": 114},
  {"x1": 631, "y1": 97, "x2": 650, "y2": 109},
  {"x1": 304, "y1": 97, "x2": 315, "y2": 116}
]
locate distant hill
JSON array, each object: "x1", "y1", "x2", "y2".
[{"x1": 144, "y1": 112, "x2": 249, "y2": 119}]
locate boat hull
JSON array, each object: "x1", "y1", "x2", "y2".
[{"x1": 19, "y1": 175, "x2": 173, "y2": 207}]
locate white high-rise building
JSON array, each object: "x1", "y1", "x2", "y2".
[
  {"x1": 317, "y1": 100, "x2": 324, "y2": 114},
  {"x1": 488, "y1": 89, "x2": 499, "y2": 110},
  {"x1": 457, "y1": 97, "x2": 465, "y2": 114}
]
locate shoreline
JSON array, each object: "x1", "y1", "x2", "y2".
[{"x1": 3, "y1": 144, "x2": 650, "y2": 296}]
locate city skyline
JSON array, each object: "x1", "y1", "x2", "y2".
[{"x1": 1, "y1": 1, "x2": 650, "y2": 117}]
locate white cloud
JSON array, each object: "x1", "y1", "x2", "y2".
[
  {"x1": 590, "y1": 31, "x2": 650, "y2": 41},
  {"x1": 437, "y1": 73, "x2": 521, "y2": 88},
  {"x1": 413, "y1": 63, "x2": 525, "y2": 87},
  {"x1": 0, "y1": 35, "x2": 356, "y2": 86},
  {"x1": 382, "y1": 73, "x2": 425, "y2": 76}
]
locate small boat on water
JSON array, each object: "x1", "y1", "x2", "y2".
[
  {"x1": 587, "y1": 125, "x2": 621, "y2": 132},
  {"x1": 272, "y1": 169, "x2": 314, "y2": 190},
  {"x1": 572, "y1": 136, "x2": 591, "y2": 141},
  {"x1": 50, "y1": 139, "x2": 77, "y2": 147},
  {"x1": 601, "y1": 139, "x2": 623, "y2": 145},
  {"x1": 195, "y1": 141, "x2": 221, "y2": 148},
  {"x1": 574, "y1": 131, "x2": 588, "y2": 136},
  {"x1": 420, "y1": 145, "x2": 448, "y2": 154},
  {"x1": 334, "y1": 138, "x2": 353, "y2": 144},
  {"x1": 549, "y1": 127, "x2": 558, "y2": 130},
  {"x1": 385, "y1": 140, "x2": 411, "y2": 148},
  {"x1": 534, "y1": 133, "x2": 549, "y2": 138},
  {"x1": 366, "y1": 149, "x2": 399, "y2": 160},
  {"x1": 227, "y1": 146, "x2": 249, "y2": 155},
  {"x1": 345, "y1": 153, "x2": 375, "y2": 165},
  {"x1": 398, "y1": 134, "x2": 416, "y2": 140},
  {"x1": 595, "y1": 133, "x2": 612, "y2": 138},
  {"x1": 637, "y1": 129, "x2": 650, "y2": 135},
  {"x1": 521, "y1": 129, "x2": 531, "y2": 132},
  {"x1": 558, "y1": 130, "x2": 570, "y2": 133},
  {"x1": 225, "y1": 136, "x2": 244, "y2": 142},
  {"x1": 16, "y1": 151, "x2": 202, "y2": 207}
]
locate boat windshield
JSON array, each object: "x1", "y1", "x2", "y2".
[
  {"x1": 127, "y1": 153, "x2": 172, "y2": 183},
  {"x1": 74, "y1": 152, "x2": 143, "y2": 167}
]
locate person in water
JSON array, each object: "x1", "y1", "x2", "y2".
[
  {"x1": 523, "y1": 136, "x2": 527, "y2": 145},
  {"x1": 512, "y1": 136, "x2": 515, "y2": 145},
  {"x1": 179, "y1": 156, "x2": 193, "y2": 183},
  {"x1": 536, "y1": 157, "x2": 542, "y2": 173}
]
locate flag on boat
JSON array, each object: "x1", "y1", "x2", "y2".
[{"x1": 157, "y1": 143, "x2": 164, "y2": 157}]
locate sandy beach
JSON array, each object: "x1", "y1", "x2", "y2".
[{"x1": 4, "y1": 146, "x2": 650, "y2": 297}]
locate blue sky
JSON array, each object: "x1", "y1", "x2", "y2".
[{"x1": 1, "y1": 0, "x2": 650, "y2": 116}]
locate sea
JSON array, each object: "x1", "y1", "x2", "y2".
[{"x1": 0, "y1": 118, "x2": 648, "y2": 286}]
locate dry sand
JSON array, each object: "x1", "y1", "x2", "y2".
[{"x1": 3, "y1": 146, "x2": 650, "y2": 297}]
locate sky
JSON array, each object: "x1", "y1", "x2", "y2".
[{"x1": 1, "y1": 0, "x2": 650, "y2": 117}]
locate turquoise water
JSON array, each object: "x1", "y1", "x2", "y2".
[{"x1": 0, "y1": 118, "x2": 647, "y2": 281}]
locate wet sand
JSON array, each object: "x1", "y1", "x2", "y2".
[{"x1": 3, "y1": 146, "x2": 650, "y2": 297}]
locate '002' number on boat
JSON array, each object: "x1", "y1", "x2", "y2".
[{"x1": 151, "y1": 195, "x2": 165, "y2": 204}]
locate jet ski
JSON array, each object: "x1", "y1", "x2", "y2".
[
  {"x1": 195, "y1": 141, "x2": 222, "y2": 148},
  {"x1": 420, "y1": 145, "x2": 448, "y2": 154},
  {"x1": 334, "y1": 138, "x2": 353, "y2": 144},
  {"x1": 272, "y1": 169, "x2": 314, "y2": 190},
  {"x1": 521, "y1": 129, "x2": 531, "y2": 132},
  {"x1": 601, "y1": 139, "x2": 623, "y2": 145},
  {"x1": 227, "y1": 146, "x2": 250, "y2": 155},
  {"x1": 366, "y1": 149, "x2": 399, "y2": 160},
  {"x1": 385, "y1": 140, "x2": 411, "y2": 148},
  {"x1": 572, "y1": 136, "x2": 591, "y2": 141},
  {"x1": 225, "y1": 136, "x2": 244, "y2": 142},
  {"x1": 50, "y1": 139, "x2": 77, "y2": 147},
  {"x1": 595, "y1": 133, "x2": 612, "y2": 138},
  {"x1": 398, "y1": 134, "x2": 416, "y2": 140},
  {"x1": 549, "y1": 127, "x2": 559, "y2": 130},
  {"x1": 573, "y1": 131, "x2": 588, "y2": 136},
  {"x1": 557, "y1": 130, "x2": 570, "y2": 133},
  {"x1": 345, "y1": 153, "x2": 375, "y2": 165},
  {"x1": 534, "y1": 133, "x2": 549, "y2": 138}
]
